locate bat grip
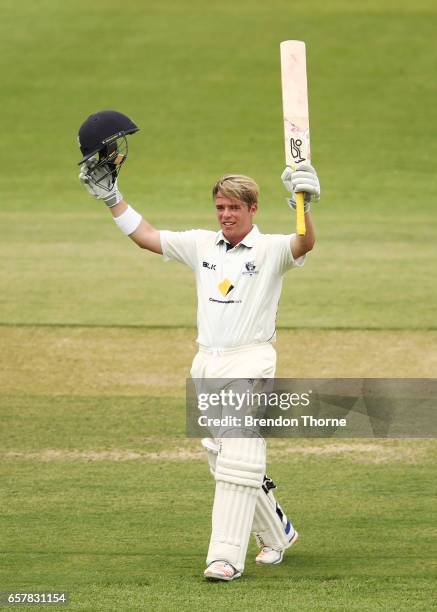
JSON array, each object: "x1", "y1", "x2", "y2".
[{"x1": 296, "y1": 192, "x2": 306, "y2": 235}]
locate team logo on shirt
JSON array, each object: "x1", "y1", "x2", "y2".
[{"x1": 242, "y1": 261, "x2": 259, "y2": 276}]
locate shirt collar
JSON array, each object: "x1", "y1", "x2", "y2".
[{"x1": 215, "y1": 225, "x2": 260, "y2": 248}]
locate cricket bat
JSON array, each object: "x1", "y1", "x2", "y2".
[{"x1": 280, "y1": 40, "x2": 310, "y2": 236}]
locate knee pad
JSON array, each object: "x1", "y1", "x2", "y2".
[{"x1": 215, "y1": 436, "x2": 266, "y2": 488}]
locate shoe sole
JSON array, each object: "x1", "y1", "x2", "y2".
[{"x1": 204, "y1": 571, "x2": 242, "y2": 582}]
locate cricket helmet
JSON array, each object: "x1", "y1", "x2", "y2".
[{"x1": 77, "y1": 110, "x2": 139, "y2": 190}]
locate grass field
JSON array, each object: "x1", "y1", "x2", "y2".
[{"x1": 1, "y1": 0, "x2": 436, "y2": 610}]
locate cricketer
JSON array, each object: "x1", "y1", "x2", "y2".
[{"x1": 77, "y1": 110, "x2": 320, "y2": 581}]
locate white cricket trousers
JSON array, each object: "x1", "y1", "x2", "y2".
[
  {"x1": 191, "y1": 342, "x2": 276, "y2": 572},
  {"x1": 190, "y1": 342, "x2": 276, "y2": 379}
]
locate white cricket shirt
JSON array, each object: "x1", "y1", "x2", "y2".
[{"x1": 160, "y1": 225, "x2": 305, "y2": 348}]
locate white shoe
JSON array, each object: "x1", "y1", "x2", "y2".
[
  {"x1": 204, "y1": 560, "x2": 241, "y2": 581},
  {"x1": 255, "y1": 530, "x2": 299, "y2": 565}
]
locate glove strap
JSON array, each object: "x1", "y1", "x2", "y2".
[{"x1": 104, "y1": 189, "x2": 123, "y2": 208}]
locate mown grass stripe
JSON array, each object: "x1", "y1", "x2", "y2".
[{"x1": 1, "y1": 322, "x2": 437, "y2": 331}]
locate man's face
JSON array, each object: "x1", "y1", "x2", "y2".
[{"x1": 215, "y1": 192, "x2": 257, "y2": 245}]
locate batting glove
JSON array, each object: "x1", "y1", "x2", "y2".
[
  {"x1": 281, "y1": 161, "x2": 320, "y2": 212},
  {"x1": 79, "y1": 158, "x2": 123, "y2": 208}
]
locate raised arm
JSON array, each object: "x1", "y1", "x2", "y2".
[
  {"x1": 290, "y1": 211, "x2": 315, "y2": 259},
  {"x1": 109, "y1": 200, "x2": 162, "y2": 253},
  {"x1": 79, "y1": 160, "x2": 162, "y2": 254},
  {"x1": 281, "y1": 162, "x2": 320, "y2": 260}
]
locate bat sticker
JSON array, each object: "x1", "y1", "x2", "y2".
[{"x1": 290, "y1": 138, "x2": 305, "y2": 163}]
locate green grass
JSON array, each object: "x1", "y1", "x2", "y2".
[
  {"x1": 0, "y1": 330, "x2": 436, "y2": 610},
  {"x1": 1, "y1": 210, "x2": 436, "y2": 329},
  {"x1": 0, "y1": 402, "x2": 435, "y2": 611},
  {"x1": 1, "y1": 0, "x2": 436, "y2": 609},
  {"x1": 0, "y1": 0, "x2": 436, "y2": 330}
]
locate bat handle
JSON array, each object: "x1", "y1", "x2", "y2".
[{"x1": 296, "y1": 191, "x2": 306, "y2": 235}]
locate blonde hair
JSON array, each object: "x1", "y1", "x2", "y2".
[{"x1": 212, "y1": 174, "x2": 259, "y2": 207}]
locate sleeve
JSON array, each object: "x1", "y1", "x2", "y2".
[
  {"x1": 159, "y1": 229, "x2": 200, "y2": 270},
  {"x1": 272, "y1": 233, "x2": 306, "y2": 275}
]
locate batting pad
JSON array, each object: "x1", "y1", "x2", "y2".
[
  {"x1": 251, "y1": 478, "x2": 295, "y2": 551},
  {"x1": 206, "y1": 437, "x2": 265, "y2": 572},
  {"x1": 201, "y1": 438, "x2": 295, "y2": 553},
  {"x1": 202, "y1": 437, "x2": 219, "y2": 477}
]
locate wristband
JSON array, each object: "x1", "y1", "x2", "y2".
[{"x1": 113, "y1": 205, "x2": 142, "y2": 235}]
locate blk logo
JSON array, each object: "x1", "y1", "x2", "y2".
[
  {"x1": 203, "y1": 261, "x2": 216, "y2": 271},
  {"x1": 290, "y1": 138, "x2": 305, "y2": 163}
]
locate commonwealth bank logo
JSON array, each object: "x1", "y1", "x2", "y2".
[{"x1": 218, "y1": 278, "x2": 234, "y2": 297}]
